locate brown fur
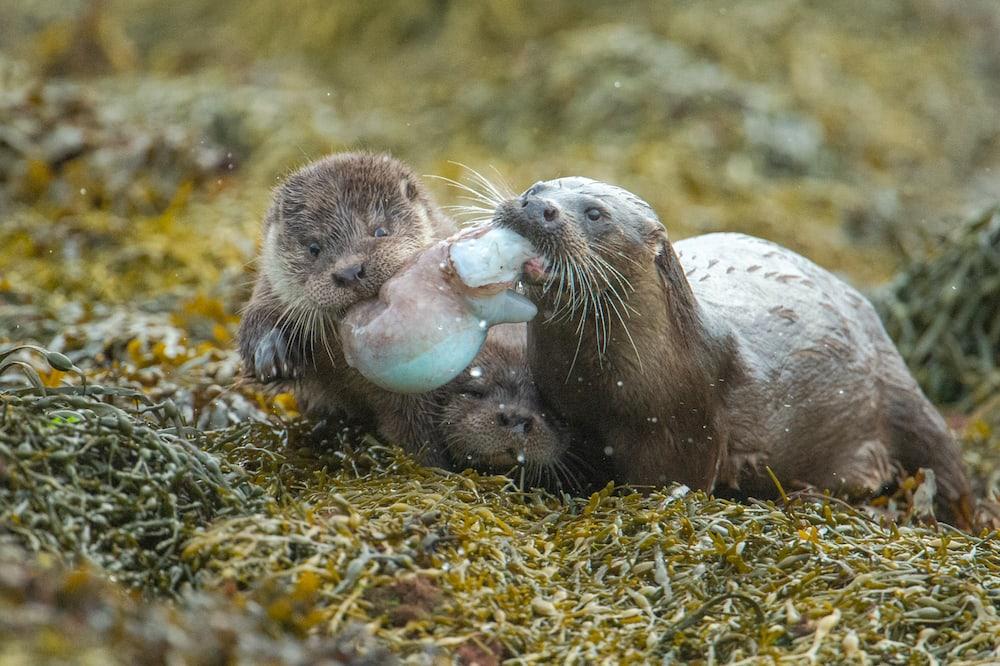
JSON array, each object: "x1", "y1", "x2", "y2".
[
  {"x1": 238, "y1": 153, "x2": 571, "y2": 480},
  {"x1": 238, "y1": 152, "x2": 456, "y2": 463},
  {"x1": 434, "y1": 323, "x2": 578, "y2": 491},
  {"x1": 494, "y1": 177, "x2": 974, "y2": 527}
]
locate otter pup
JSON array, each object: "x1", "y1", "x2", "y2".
[
  {"x1": 492, "y1": 177, "x2": 974, "y2": 527},
  {"x1": 434, "y1": 323, "x2": 578, "y2": 492},
  {"x1": 238, "y1": 152, "x2": 457, "y2": 463}
]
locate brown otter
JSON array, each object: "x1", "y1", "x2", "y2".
[
  {"x1": 237, "y1": 152, "x2": 458, "y2": 463},
  {"x1": 434, "y1": 323, "x2": 579, "y2": 492},
  {"x1": 238, "y1": 153, "x2": 569, "y2": 480},
  {"x1": 492, "y1": 177, "x2": 974, "y2": 527}
]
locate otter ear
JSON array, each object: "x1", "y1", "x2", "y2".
[
  {"x1": 654, "y1": 234, "x2": 691, "y2": 295},
  {"x1": 643, "y1": 221, "x2": 669, "y2": 246},
  {"x1": 277, "y1": 177, "x2": 307, "y2": 222},
  {"x1": 400, "y1": 177, "x2": 419, "y2": 201}
]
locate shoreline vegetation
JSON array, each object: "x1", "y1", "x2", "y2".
[{"x1": 2, "y1": 1, "x2": 999, "y2": 662}]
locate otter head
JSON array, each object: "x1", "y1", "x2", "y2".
[
  {"x1": 261, "y1": 152, "x2": 445, "y2": 318},
  {"x1": 436, "y1": 324, "x2": 576, "y2": 490},
  {"x1": 492, "y1": 177, "x2": 662, "y2": 316}
]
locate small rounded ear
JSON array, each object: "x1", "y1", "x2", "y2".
[
  {"x1": 400, "y1": 178, "x2": 419, "y2": 201},
  {"x1": 278, "y1": 177, "x2": 307, "y2": 222},
  {"x1": 643, "y1": 218, "x2": 668, "y2": 243}
]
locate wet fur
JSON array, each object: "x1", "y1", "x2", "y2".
[
  {"x1": 494, "y1": 177, "x2": 974, "y2": 527},
  {"x1": 238, "y1": 152, "x2": 456, "y2": 463},
  {"x1": 435, "y1": 323, "x2": 580, "y2": 492},
  {"x1": 238, "y1": 154, "x2": 572, "y2": 480}
]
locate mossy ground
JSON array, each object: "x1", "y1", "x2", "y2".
[{"x1": 2, "y1": 2, "x2": 999, "y2": 663}]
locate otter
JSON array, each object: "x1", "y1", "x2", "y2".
[
  {"x1": 434, "y1": 323, "x2": 579, "y2": 492},
  {"x1": 492, "y1": 177, "x2": 974, "y2": 527},
  {"x1": 238, "y1": 152, "x2": 458, "y2": 463}
]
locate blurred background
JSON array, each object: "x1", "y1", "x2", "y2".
[
  {"x1": 3, "y1": 0, "x2": 1000, "y2": 300},
  {"x1": 1, "y1": 0, "x2": 999, "y2": 415}
]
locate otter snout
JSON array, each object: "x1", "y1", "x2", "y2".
[
  {"x1": 332, "y1": 262, "x2": 366, "y2": 287},
  {"x1": 520, "y1": 195, "x2": 562, "y2": 230},
  {"x1": 496, "y1": 407, "x2": 535, "y2": 435}
]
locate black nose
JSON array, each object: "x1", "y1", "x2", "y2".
[
  {"x1": 333, "y1": 263, "x2": 365, "y2": 286},
  {"x1": 496, "y1": 409, "x2": 534, "y2": 435},
  {"x1": 520, "y1": 196, "x2": 560, "y2": 227}
]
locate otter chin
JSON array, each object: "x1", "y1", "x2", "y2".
[
  {"x1": 434, "y1": 324, "x2": 578, "y2": 492},
  {"x1": 492, "y1": 177, "x2": 974, "y2": 527}
]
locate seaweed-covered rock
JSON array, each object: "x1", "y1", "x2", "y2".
[
  {"x1": 0, "y1": 345, "x2": 274, "y2": 593},
  {"x1": 0, "y1": 58, "x2": 232, "y2": 216},
  {"x1": 0, "y1": 543, "x2": 396, "y2": 665},
  {"x1": 872, "y1": 206, "x2": 1000, "y2": 408},
  {"x1": 477, "y1": 24, "x2": 828, "y2": 177},
  {"x1": 188, "y1": 423, "x2": 1000, "y2": 663}
]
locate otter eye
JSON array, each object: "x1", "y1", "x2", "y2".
[
  {"x1": 308, "y1": 242, "x2": 321, "y2": 257},
  {"x1": 585, "y1": 208, "x2": 602, "y2": 221},
  {"x1": 373, "y1": 226, "x2": 389, "y2": 238}
]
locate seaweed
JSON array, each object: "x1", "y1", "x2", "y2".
[
  {"x1": 0, "y1": 344, "x2": 273, "y2": 594},
  {"x1": 0, "y1": 542, "x2": 396, "y2": 665},
  {"x1": 872, "y1": 206, "x2": 1000, "y2": 408},
  {"x1": 187, "y1": 432, "x2": 1000, "y2": 663}
]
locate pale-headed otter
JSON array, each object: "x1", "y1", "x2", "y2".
[
  {"x1": 492, "y1": 177, "x2": 974, "y2": 527},
  {"x1": 238, "y1": 152, "x2": 457, "y2": 463},
  {"x1": 434, "y1": 323, "x2": 578, "y2": 492}
]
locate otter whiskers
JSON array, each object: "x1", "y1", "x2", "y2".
[
  {"x1": 538, "y1": 245, "x2": 642, "y2": 377},
  {"x1": 431, "y1": 163, "x2": 515, "y2": 225}
]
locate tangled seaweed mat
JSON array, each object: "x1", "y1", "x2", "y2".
[
  {"x1": 0, "y1": 345, "x2": 273, "y2": 594},
  {"x1": 192, "y1": 428, "x2": 1000, "y2": 664},
  {"x1": 1, "y1": 346, "x2": 1000, "y2": 663},
  {"x1": 0, "y1": 543, "x2": 394, "y2": 666},
  {"x1": 873, "y1": 206, "x2": 1000, "y2": 409}
]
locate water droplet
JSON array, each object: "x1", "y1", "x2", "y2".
[
  {"x1": 838, "y1": 389, "x2": 844, "y2": 395},
  {"x1": 79, "y1": 188, "x2": 87, "y2": 195},
  {"x1": 650, "y1": 417, "x2": 658, "y2": 423},
  {"x1": 469, "y1": 367, "x2": 483, "y2": 378},
  {"x1": 613, "y1": 80, "x2": 622, "y2": 88},
  {"x1": 616, "y1": 380, "x2": 624, "y2": 387},
  {"x1": 603, "y1": 446, "x2": 614, "y2": 456},
  {"x1": 478, "y1": 320, "x2": 488, "y2": 329},
  {"x1": 516, "y1": 452, "x2": 526, "y2": 464}
]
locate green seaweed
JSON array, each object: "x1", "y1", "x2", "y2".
[
  {"x1": 873, "y1": 206, "x2": 1000, "y2": 408},
  {"x1": 0, "y1": 345, "x2": 274, "y2": 594}
]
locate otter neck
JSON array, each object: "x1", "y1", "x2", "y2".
[{"x1": 528, "y1": 239, "x2": 738, "y2": 439}]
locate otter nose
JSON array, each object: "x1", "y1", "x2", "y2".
[
  {"x1": 333, "y1": 263, "x2": 365, "y2": 287},
  {"x1": 520, "y1": 196, "x2": 560, "y2": 227},
  {"x1": 496, "y1": 409, "x2": 534, "y2": 435}
]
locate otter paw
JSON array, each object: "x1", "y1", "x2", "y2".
[{"x1": 253, "y1": 329, "x2": 301, "y2": 383}]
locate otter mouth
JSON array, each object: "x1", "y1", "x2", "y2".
[{"x1": 522, "y1": 256, "x2": 549, "y2": 284}]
